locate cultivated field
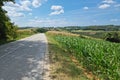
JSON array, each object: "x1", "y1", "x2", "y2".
[{"x1": 46, "y1": 31, "x2": 120, "y2": 80}]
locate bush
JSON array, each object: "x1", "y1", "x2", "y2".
[
  {"x1": 36, "y1": 28, "x2": 48, "y2": 33},
  {"x1": 104, "y1": 32, "x2": 120, "y2": 43}
]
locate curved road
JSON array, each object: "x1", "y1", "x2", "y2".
[{"x1": 0, "y1": 34, "x2": 49, "y2": 80}]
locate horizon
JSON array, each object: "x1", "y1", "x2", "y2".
[{"x1": 2, "y1": 0, "x2": 120, "y2": 27}]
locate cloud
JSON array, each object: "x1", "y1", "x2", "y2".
[
  {"x1": 29, "y1": 18, "x2": 67, "y2": 26},
  {"x1": 102, "y1": 0, "x2": 115, "y2": 4},
  {"x1": 2, "y1": 2, "x2": 25, "y2": 17},
  {"x1": 99, "y1": 4, "x2": 110, "y2": 9},
  {"x1": 3, "y1": 0, "x2": 32, "y2": 12},
  {"x1": 2, "y1": 0, "x2": 47, "y2": 17},
  {"x1": 7, "y1": 11, "x2": 25, "y2": 17},
  {"x1": 83, "y1": 7, "x2": 89, "y2": 10},
  {"x1": 51, "y1": 5, "x2": 63, "y2": 10},
  {"x1": 49, "y1": 5, "x2": 64, "y2": 15},
  {"x1": 20, "y1": 0, "x2": 32, "y2": 11},
  {"x1": 32, "y1": 0, "x2": 47, "y2": 8},
  {"x1": 110, "y1": 19, "x2": 119, "y2": 22},
  {"x1": 2, "y1": 0, "x2": 32, "y2": 17},
  {"x1": 32, "y1": 0, "x2": 42, "y2": 8}
]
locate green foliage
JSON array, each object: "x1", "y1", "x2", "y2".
[
  {"x1": 104, "y1": 32, "x2": 120, "y2": 43},
  {"x1": 72, "y1": 31, "x2": 105, "y2": 39},
  {"x1": 50, "y1": 33, "x2": 120, "y2": 80},
  {"x1": 5, "y1": 21, "x2": 18, "y2": 40},
  {"x1": 0, "y1": 0, "x2": 16, "y2": 40},
  {"x1": 36, "y1": 28, "x2": 48, "y2": 33}
]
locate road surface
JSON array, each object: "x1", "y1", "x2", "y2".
[{"x1": 0, "y1": 34, "x2": 49, "y2": 80}]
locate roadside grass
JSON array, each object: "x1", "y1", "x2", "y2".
[
  {"x1": 0, "y1": 29, "x2": 36, "y2": 45},
  {"x1": 16, "y1": 29, "x2": 36, "y2": 40},
  {"x1": 46, "y1": 31, "x2": 96, "y2": 80}
]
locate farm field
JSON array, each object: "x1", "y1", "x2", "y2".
[
  {"x1": 46, "y1": 31, "x2": 120, "y2": 80},
  {"x1": 71, "y1": 30, "x2": 120, "y2": 39}
]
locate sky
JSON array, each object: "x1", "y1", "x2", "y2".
[{"x1": 2, "y1": 0, "x2": 120, "y2": 27}]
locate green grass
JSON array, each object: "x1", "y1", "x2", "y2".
[
  {"x1": 47, "y1": 31, "x2": 120, "y2": 80},
  {"x1": 16, "y1": 29, "x2": 35, "y2": 40}
]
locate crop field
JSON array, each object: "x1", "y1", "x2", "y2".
[
  {"x1": 71, "y1": 30, "x2": 120, "y2": 39},
  {"x1": 47, "y1": 31, "x2": 120, "y2": 80}
]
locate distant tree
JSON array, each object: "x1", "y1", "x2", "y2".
[
  {"x1": 36, "y1": 28, "x2": 48, "y2": 33},
  {"x1": 104, "y1": 32, "x2": 120, "y2": 43}
]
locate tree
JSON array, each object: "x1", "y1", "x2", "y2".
[
  {"x1": 36, "y1": 28, "x2": 48, "y2": 33},
  {"x1": 0, "y1": 0, "x2": 17, "y2": 40},
  {"x1": 104, "y1": 32, "x2": 120, "y2": 43}
]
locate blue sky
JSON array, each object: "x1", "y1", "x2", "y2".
[{"x1": 2, "y1": 0, "x2": 120, "y2": 27}]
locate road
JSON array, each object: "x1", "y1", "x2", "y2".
[{"x1": 0, "y1": 34, "x2": 49, "y2": 80}]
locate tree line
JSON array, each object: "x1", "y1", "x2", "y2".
[{"x1": 0, "y1": 0, "x2": 17, "y2": 41}]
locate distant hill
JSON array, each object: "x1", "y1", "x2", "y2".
[{"x1": 61, "y1": 25, "x2": 120, "y2": 31}]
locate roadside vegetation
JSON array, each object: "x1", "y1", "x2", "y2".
[
  {"x1": 1, "y1": 1, "x2": 120, "y2": 79},
  {"x1": 0, "y1": 28, "x2": 37, "y2": 45},
  {"x1": 0, "y1": 0, "x2": 38, "y2": 45},
  {"x1": 46, "y1": 31, "x2": 120, "y2": 80},
  {"x1": 46, "y1": 31, "x2": 92, "y2": 80}
]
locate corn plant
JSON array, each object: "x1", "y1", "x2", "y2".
[{"x1": 52, "y1": 34, "x2": 120, "y2": 80}]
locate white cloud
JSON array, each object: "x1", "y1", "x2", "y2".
[
  {"x1": 29, "y1": 18, "x2": 67, "y2": 26},
  {"x1": 32, "y1": 0, "x2": 42, "y2": 8},
  {"x1": 3, "y1": 2, "x2": 20, "y2": 11},
  {"x1": 3, "y1": 1, "x2": 32, "y2": 12},
  {"x1": 50, "y1": 9, "x2": 64, "y2": 15},
  {"x1": 2, "y1": 1, "x2": 32, "y2": 17},
  {"x1": 49, "y1": 5, "x2": 64, "y2": 15},
  {"x1": 99, "y1": 4, "x2": 110, "y2": 9},
  {"x1": 2, "y1": 0, "x2": 47, "y2": 18},
  {"x1": 32, "y1": 0, "x2": 47, "y2": 8},
  {"x1": 51, "y1": 5, "x2": 63, "y2": 10},
  {"x1": 20, "y1": 0, "x2": 32, "y2": 11},
  {"x1": 83, "y1": 7, "x2": 89, "y2": 10},
  {"x1": 102, "y1": 0, "x2": 115, "y2": 4},
  {"x1": 7, "y1": 11, "x2": 25, "y2": 17},
  {"x1": 110, "y1": 19, "x2": 119, "y2": 22}
]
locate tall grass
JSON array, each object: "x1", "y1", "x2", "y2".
[
  {"x1": 16, "y1": 29, "x2": 36, "y2": 40},
  {"x1": 47, "y1": 31, "x2": 120, "y2": 80},
  {"x1": 0, "y1": 29, "x2": 36, "y2": 45}
]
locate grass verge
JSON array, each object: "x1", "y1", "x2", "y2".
[{"x1": 0, "y1": 29, "x2": 36, "y2": 45}]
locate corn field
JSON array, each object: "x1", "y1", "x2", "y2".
[{"x1": 49, "y1": 32, "x2": 120, "y2": 80}]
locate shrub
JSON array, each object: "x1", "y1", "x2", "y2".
[{"x1": 104, "y1": 32, "x2": 120, "y2": 43}]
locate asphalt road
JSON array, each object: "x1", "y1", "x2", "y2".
[{"x1": 0, "y1": 34, "x2": 49, "y2": 80}]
